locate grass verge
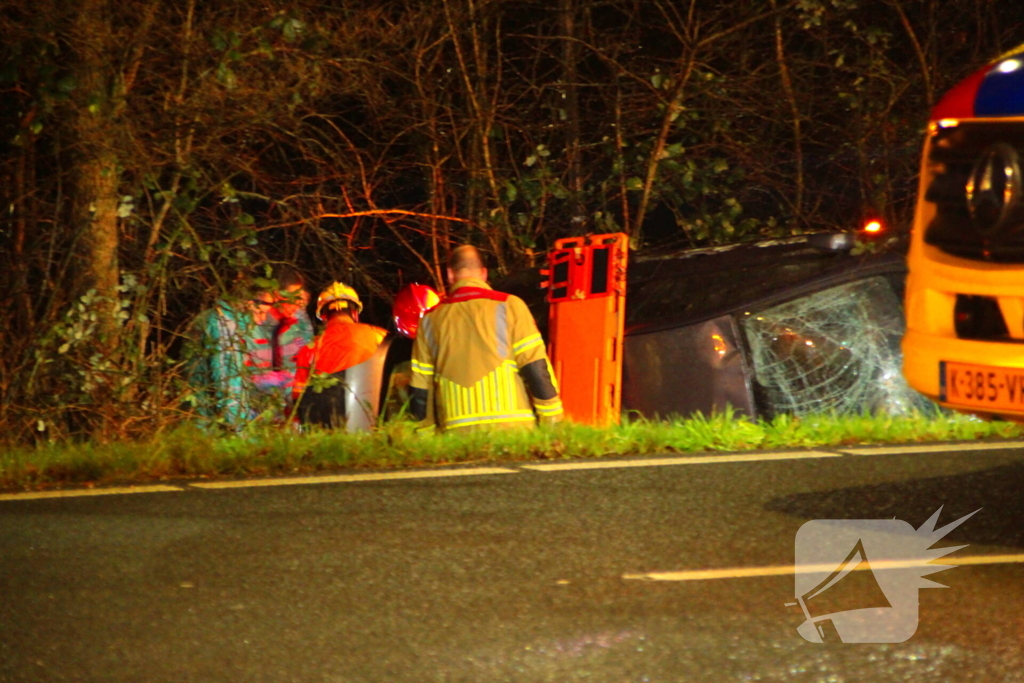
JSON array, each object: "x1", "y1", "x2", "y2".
[{"x1": 1, "y1": 411, "x2": 1022, "y2": 491}]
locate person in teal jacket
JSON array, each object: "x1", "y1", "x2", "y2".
[
  {"x1": 190, "y1": 296, "x2": 262, "y2": 428},
  {"x1": 189, "y1": 265, "x2": 313, "y2": 429}
]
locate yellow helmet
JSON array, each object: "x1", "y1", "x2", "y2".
[{"x1": 316, "y1": 281, "x2": 362, "y2": 321}]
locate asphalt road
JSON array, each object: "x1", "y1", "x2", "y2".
[{"x1": 1, "y1": 442, "x2": 1023, "y2": 682}]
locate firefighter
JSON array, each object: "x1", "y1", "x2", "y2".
[
  {"x1": 409, "y1": 245, "x2": 563, "y2": 432},
  {"x1": 293, "y1": 282, "x2": 387, "y2": 426},
  {"x1": 383, "y1": 283, "x2": 442, "y2": 419}
]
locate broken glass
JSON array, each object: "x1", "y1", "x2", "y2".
[{"x1": 739, "y1": 277, "x2": 935, "y2": 417}]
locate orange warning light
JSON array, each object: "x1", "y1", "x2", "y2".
[{"x1": 863, "y1": 220, "x2": 883, "y2": 233}]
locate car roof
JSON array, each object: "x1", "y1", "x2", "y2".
[
  {"x1": 497, "y1": 235, "x2": 907, "y2": 336},
  {"x1": 626, "y1": 236, "x2": 906, "y2": 334}
]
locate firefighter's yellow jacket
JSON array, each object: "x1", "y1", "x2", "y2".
[{"x1": 409, "y1": 278, "x2": 563, "y2": 431}]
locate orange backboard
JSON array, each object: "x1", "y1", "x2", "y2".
[{"x1": 544, "y1": 233, "x2": 628, "y2": 426}]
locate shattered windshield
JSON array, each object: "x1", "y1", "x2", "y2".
[{"x1": 739, "y1": 277, "x2": 934, "y2": 417}]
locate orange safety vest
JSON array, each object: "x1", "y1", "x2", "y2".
[{"x1": 293, "y1": 318, "x2": 386, "y2": 399}]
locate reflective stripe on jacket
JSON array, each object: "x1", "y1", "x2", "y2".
[{"x1": 410, "y1": 278, "x2": 563, "y2": 432}]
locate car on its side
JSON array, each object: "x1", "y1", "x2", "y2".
[{"x1": 503, "y1": 233, "x2": 934, "y2": 421}]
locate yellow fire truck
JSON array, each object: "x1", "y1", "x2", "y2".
[{"x1": 903, "y1": 44, "x2": 1024, "y2": 419}]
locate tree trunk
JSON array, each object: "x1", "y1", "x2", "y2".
[
  {"x1": 71, "y1": 0, "x2": 121, "y2": 330},
  {"x1": 771, "y1": 0, "x2": 804, "y2": 218},
  {"x1": 561, "y1": 0, "x2": 583, "y2": 223},
  {"x1": 12, "y1": 142, "x2": 34, "y2": 335}
]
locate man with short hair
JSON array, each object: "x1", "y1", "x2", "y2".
[
  {"x1": 247, "y1": 264, "x2": 313, "y2": 382},
  {"x1": 410, "y1": 245, "x2": 563, "y2": 432}
]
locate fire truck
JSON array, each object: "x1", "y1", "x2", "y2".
[{"x1": 902, "y1": 43, "x2": 1024, "y2": 419}]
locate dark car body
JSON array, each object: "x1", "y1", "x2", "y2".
[{"x1": 501, "y1": 235, "x2": 931, "y2": 420}]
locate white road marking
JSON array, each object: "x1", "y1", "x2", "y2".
[
  {"x1": 0, "y1": 485, "x2": 183, "y2": 501},
  {"x1": 3, "y1": 440, "x2": 1021, "y2": 500},
  {"x1": 188, "y1": 466, "x2": 519, "y2": 489},
  {"x1": 622, "y1": 553, "x2": 1024, "y2": 582},
  {"x1": 839, "y1": 441, "x2": 1024, "y2": 456},
  {"x1": 520, "y1": 451, "x2": 841, "y2": 472}
]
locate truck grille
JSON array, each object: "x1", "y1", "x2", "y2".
[{"x1": 924, "y1": 121, "x2": 1024, "y2": 262}]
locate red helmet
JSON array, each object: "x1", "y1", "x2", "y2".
[{"x1": 393, "y1": 283, "x2": 441, "y2": 338}]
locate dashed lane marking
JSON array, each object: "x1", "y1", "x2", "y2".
[
  {"x1": 0, "y1": 485, "x2": 183, "y2": 501},
  {"x1": 187, "y1": 466, "x2": 519, "y2": 489},
  {"x1": 839, "y1": 441, "x2": 1024, "y2": 456},
  {"x1": 519, "y1": 451, "x2": 841, "y2": 472},
  {"x1": 622, "y1": 553, "x2": 1024, "y2": 582},
  {"x1": 3, "y1": 441, "x2": 1021, "y2": 500}
]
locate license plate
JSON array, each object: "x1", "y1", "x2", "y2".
[{"x1": 940, "y1": 361, "x2": 1024, "y2": 411}]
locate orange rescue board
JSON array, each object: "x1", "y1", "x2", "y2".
[{"x1": 544, "y1": 233, "x2": 628, "y2": 426}]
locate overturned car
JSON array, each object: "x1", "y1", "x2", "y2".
[
  {"x1": 504, "y1": 233, "x2": 933, "y2": 421},
  {"x1": 303, "y1": 233, "x2": 933, "y2": 431}
]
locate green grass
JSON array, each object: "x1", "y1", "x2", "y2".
[{"x1": 1, "y1": 410, "x2": 1022, "y2": 491}]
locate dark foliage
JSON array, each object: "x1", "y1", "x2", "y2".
[{"x1": 1, "y1": 0, "x2": 1022, "y2": 441}]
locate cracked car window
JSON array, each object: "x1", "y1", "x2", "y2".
[{"x1": 739, "y1": 277, "x2": 934, "y2": 417}]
